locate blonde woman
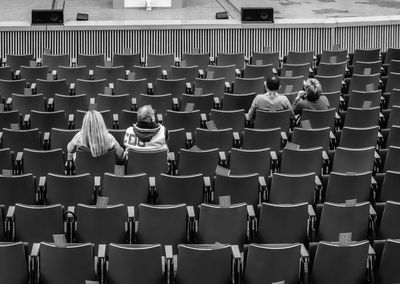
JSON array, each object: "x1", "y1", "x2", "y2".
[
  {"x1": 292, "y1": 78, "x2": 330, "y2": 115},
  {"x1": 67, "y1": 110, "x2": 124, "y2": 160}
]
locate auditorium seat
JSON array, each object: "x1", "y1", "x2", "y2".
[
  {"x1": 300, "y1": 108, "x2": 337, "y2": 132},
  {"x1": 163, "y1": 109, "x2": 201, "y2": 133},
  {"x1": 95, "y1": 65, "x2": 125, "y2": 83},
  {"x1": 126, "y1": 148, "x2": 169, "y2": 176},
  {"x1": 383, "y1": 72, "x2": 400, "y2": 96},
  {"x1": 0, "y1": 242, "x2": 30, "y2": 283},
  {"x1": 11, "y1": 93, "x2": 46, "y2": 115},
  {"x1": 342, "y1": 106, "x2": 381, "y2": 128},
  {"x1": 316, "y1": 201, "x2": 371, "y2": 242},
  {"x1": 374, "y1": 239, "x2": 400, "y2": 284},
  {"x1": 0, "y1": 66, "x2": 13, "y2": 80},
  {"x1": 278, "y1": 75, "x2": 304, "y2": 94},
  {"x1": 0, "y1": 173, "x2": 36, "y2": 207},
  {"x1": 147, "y1": 53, "x2": 175, "y2": 72},
  {"x1": 0, "y1": 110, "x2": 20, "y2": 130},
  {"x1": 42, "y1": 53, "x2": 70, "y2": 71},
  {"x1": 251, "y1": 51, "x2": 279, "y2": 68},
  {"x1": 32, "y1": 242, "x2": 97, "y2": 284},
  {"x1": 268, "y1": 172, "x2": 317, "y2": 204},
  {"x1": 322, "y1": 91, "x2": 342, "y2": 111},
  {"x1": 292, "y1": 127, "x2": 331, "y2": 152},
  {"x1": 175, "y1": 244, "x2": 238, "y2": 284},
  {"x1": 280, "y1": 146, "x2": 324, "y2": 176},
  {"x1": 152, "y1": 77, "x2": 186, "y2": 96},
  {"x1": 310, "y1": 240, "x2": 371, "y2": 284},
  {"x1": 314, "y1": 74, "x2": 343, "y2": 93},
  {"x1": 347, "y1": 73, "x2": 380, "y2": 94},
  {"x1": 243, "y1": 243, "x2": 307, "y2": 284},
  {"x1": 57, "y1": 65, "x2": 89, "y2": 84},
  {"x1": 36, "y1": 78, "x2": 69, "y2": 98},
  {"x1": 0, "y1": 79, "x2": 26, "y2": 98},
  {"x1": 74, "y1": 203, "x2": 132, "y2": 244},
  {"x1": 316, "y1": 61, "x2": 347, "y2": 77},
  {"x1": 166, "y1": 128, "x2": 187, "y2": 155},
  {"x1": 136, "y1": 203, "x2": 190, "y2": 249},
  {"x1": 386, "y1": 88, "x2": 400, "y2": 108},
  {"x1": 118, "y1": 109, "x2": 138, "y2": 129},
  {"x1": 1, "y1": 128, "x2": 42, "y2": 152},
  {"x1": 377, "y1": 201, "x2": 400, "y2": 239},
  {"x1": 0, "y1": 148, "x2": 13, "y2": 172},
  {"x1": 96, "y1": 93, "x2": 132, "y2": 114},
  {"x1": 53, "y1": 93, "x2": 89, "y2": 116},
  {"x1": 385, "y1": 105, "x2": 400, "y2": 130},
  {"x1": 377, "y1": 170, "x2": 400, "y2": 203},
  {"x1": 351, "y1": 48, "x2": 381, "y2": 65},
  {"x1": 197, "y1": 203, "x2": 250, "y2": 245},
  {"x1": 331, "y1": 146, "x2": 376, "y2": 173},
  {"x1": 50, "y1": 128, "x2": 79, "y2": 153},
  {"x1": 324, "y1": 171, "x2": 373, "y2": 203},
  {"x1": 347, "y1": 89, "x2": 382, "y2": 109},
  {"x1": 216, "y1": 52, "x2": 246, "y2": 70},
  {"x1": 177, "y1": 148, "x2": 220, "y2": 177},
  {"x1": 232, "y1": 76, "x2": 265, "y2": 94},
  {"x1": 44, "y1": 173, "x2": 94, "y2": 206},
  {"x1": 102, "y1": 172, "x2": 151, "y2": 214},
  {"x1": 319, "y1": 49, "x2": 348, "y2": 64},
  {"x1": 242, "y1": 127, "x2": 282, "y2": 152},
  {"x1": 242, "y1": 63, "x2": 273, "y2": 80},
  {"x1": 74, "y1": 149, "x2": 116, "y2": 176},
  {"x1": 74, "y1": 109, "x2": 113, "y2": 129},
  {"x1": 206, "y1": 64, "x2": 236, "y2": 83},
  {"x1": 181, "y1": 52, "x2": 210, "y2": 71},
  {"x1": 257, "y1": 202, "x2": 311, "y2": 243},
  {"x1": 286, "y1": 50, "x2": 314, "y2": 66},
  {"x1": 195, "y1": 127, "x2": 234, "y2": 152},
  {"x1": 195, "y1": 77, "x2": 226, "y2": 98},
  {"x1": 106, "y1": 243, "x2": 164, "y2": 284},
  {"x1": 210, "y1": 109, "x2": 245, "y2": 133},
  {"x1": 254, "y1": 109, "x2": 292, "y2": 134},
  {"x1": 10, "y1": 203, "x2": 65, "y2": 244},
  {"x1": 6, "y1": 53, "x2": 34, "y2": 74},
  {"x1": 338, "y1": 126, "x2": 379, "y2": 149},
  {"x1": 114, "y1": 77, "x2": 148, "y2": 97},
  {"x1": 20, "y1": 65, "x2": 48, "y2": 85},
  {"x1": 352, "y1": 60, "x2": 382, "y2": 76},
  {"x1": 113, "y1": 52, "x2": 141, "y2": 70},
  {"x1": 169, "y1": 65, "x2": 199, "y2": 84},
  {"x1": 75, "y1": 78, "x2": 107, "y2": 97},
  {"x1": 281, "y1": 62, "x2": 311, "y2": 78},
  {"x1": 138, "y1": 93, "x2": 175, "y2": 115},
  {"x1": 77, "y1": 53, "x2": 105, "y2": 69},
  {"x1": 29, "y1": 110, "x2": 67, "y2": 132},
  {"x1": 132, "y1": 65, "x2": 163, "y2": 84},
  {"x1": 21, "y1": 148, "x2": 65, "y2": 177},
  {"x1": 156, "y1": 173, "x2": 205, "y2": 208},
  {"x1": 180, "y1": 93, "x2": 215, "y2": 113},
  {"x1": 228, "y1": 147, "x2": 271, "y2": 178},
  {"x1": 221, "y1": 92, "x2": 255, "y2": 111}
]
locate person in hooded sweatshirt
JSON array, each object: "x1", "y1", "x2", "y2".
[{"x1": 123, "y1": 105, "x2": 168, "y2": 156}]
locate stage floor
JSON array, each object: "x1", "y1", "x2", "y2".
[{"x1": 1, "y1": 0, "x2": 400, "y2": 24}]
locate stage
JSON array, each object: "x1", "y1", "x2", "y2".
[{"x1": 0, "y1": 0, "x2": 399, "y2": 24}]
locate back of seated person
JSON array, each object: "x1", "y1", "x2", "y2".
[
  {"x1": 292, "y1": 78, "x2": 330, "y2": 115},
  {"x1": 124, "y1": 105, "x2": 168, "y2": 155},
  {"x1": 248, "y1": 75, "x2": 295, "y2": 121}
]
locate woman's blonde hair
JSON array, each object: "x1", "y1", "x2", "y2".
[{"x1": 81, "y1": 110, "x2": 110, "y2": 157}]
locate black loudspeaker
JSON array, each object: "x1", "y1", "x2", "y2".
[
  {"x1": 76, "y1": 13, "x2": 89, "y2": 21},
  {"x1": 215, "y1": 11, "x2": 228, "y2": 20},
  {"x1": 241, "y1": 7, "x2": 274, "y2": 23},
  {"x1": 31, "y1": 9, "x2": 64, "y2": 25}
]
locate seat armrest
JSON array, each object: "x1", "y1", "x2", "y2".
[
  {"x1": 165, "y1": 245, "x2": 174, "y2": 284},
  {"x1": 127, "y1": 206, "x2": 135, "y2": 243},
  {"x1": 200, "y1": 113, "x2": 208, "y2": 128},
  {"x1": 231, "y1": 244, "x2": 242, "y2": 284},
  {"x1": 185, "y1": 132, "x2": 193, "y2": 148},
  {"x1": 23, "y1": 114, "x2": 31, "y2": 130},
  {"x1": 258, "y1": 175, "x2": 268, "y2": 202},
  {"x1": 172, "y1": 97, "x2": 180, "y2": 110},
  {"x1": 198, "y1": 69, "x2": 205, "y2": 78},
  {"x1": 47, "y1": 97, "x2": 54, "y2": 112},
  {"x1": 38, "y1": 176, "x2": 46, "y2": 204},
  {"x1": 167, "y1": 152, "x2": 176, "y2": 175},
  {"x1": 125, "y1": 70, "x2": 130, "y2": 79},
  {"x1": 185, "y1": 82, "x2": 193, "y2": 94},
  {"x1": 374, "y1": 151, "x2": 382, "y2": 173},
  {"x1": 131, "y1": 97, "x2": 137, "y2": 111},
  {"x1": 148, "y1": 176, "x2": 156, "y2": 203},
  {"x1": 209, "y1": 56, "x2": 215, "y2": 65},
  {"x1": 147, "y1": 83, "x2": 153, "y2": 95},
  {"x1": 94, "y1": 176, "x2": 101, "y2": 197},
  {"x1": 165, "y1": 245, "x2": 173, "y2": 260},
  {"x1": 322, "y1": 150, "x2": 330, "y2": 174},
  {"x1": 270, "y1": 150, "x2": 279, "y2": 173},
  {"x1": 156, "y1": 114, "x2": 163, "y2": 125},
  {"x1": 329, "y1": 131, "x2": 337, "y2": 149},
  {"x1": 14, "y1": 70, "x2": 21, "y2": 79},
  {"x1": 162, "y1": 70, "x2": 168, "y2": 79},
  {"x1": 308, "y1": 204, "x2": 316, "y2": 242},
  {"x1": 315, "y1": 175, "x2": 323, "y2": 203},
  {"x1": 204, "y1": 176, "x2": 212, "y2": 203},
  {"x1": 15, "y1": 152, "x2": 23, "y2": 175},
  {"x1": 43, "y1": 132, "x2": 50, "y2": 150},
  {"x1": 51, "y1": 70, "x2": 57, "y2": 80},
  {"x1": 31, "y1": 243, "x2": 40, "y2": 257},
  {"x1": 233, "y1": 132, "x2": 241, "y2": 148},
  {"x1": 235, "y1": 68, "x2": 241, "y2": 77},
  {"x1": 280, "y1": 131, "x2": 288, "y2": 148},
  {"x1": 112, "y1": 114, "x2": 119, "y2": 129},
  {"x1": 6, "y1": 205, "x2": 15, "y2": 240},
  {"x1": 5, "y1": 97, "x2": 12, "y2": 111},
  {"x1": 31, "y1": 83, "x2": 37, "y2": 94},
  {"x1": 175, "y1": 57, "x2": 181, "y2": 66},
  {"x1": 98, "y1": 244, "x2": 106, "y2": 258},
  {"x1": 69, "y1": 83, "x2": 75, "y2": 95},
  {"x1": 247, "y1": 205, "x2": 256, "y2": 242},
  {"x1": 88, "y1": 69, "x2": 94, "y2": 80},
  {"x1": 219, "y1": 151, "x2": 227, "y2": 167},
  {"x1": 6, "y1": 205, "x2": 15, "y2": 219},
  {"x1": 140, "y1": 57, "x2": 146, "y2": 66},
  {"x1": 187, "y1": 205, "x2": 195, "y2": 242},
  {"x1": 71, "y1": 58, "x2": 77, "y2": 67},
  {"x1": 370, "y1": 176, "x2": 377, "y2": 205},
  {"x1": 213, "y1": 97, "x2": 221, "y2": 109},
  {"x1": 224, "y1": 81, "x2": 231, "y2": 93}
]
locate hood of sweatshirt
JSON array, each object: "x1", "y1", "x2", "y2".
[{"x1": 133, "y1": 122, "x2": 161, "y2": 143}]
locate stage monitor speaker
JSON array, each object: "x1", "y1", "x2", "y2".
[
  {"x1": 215, "y1": 11, "x2": 228, "y2": 19},
  {"x1": 31, "y1": 9, "x2": 64, "y2": 25},
  {"x1": 76, "y1": 13, "x2": 89, "y2": 21},
  {"x1": 241, "y1": 7, "x2": 274, "y2": 23}
]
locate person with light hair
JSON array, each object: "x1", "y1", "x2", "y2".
[
  {"x1": 67, "y1": 109, "x2": 124, "y2": 160},
  {"x1": 292, "y1": 78, "x2": 330, "y2": 115},
  {"x1": 124, "y1": 105, "x2": 168, "y2": 154}
]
